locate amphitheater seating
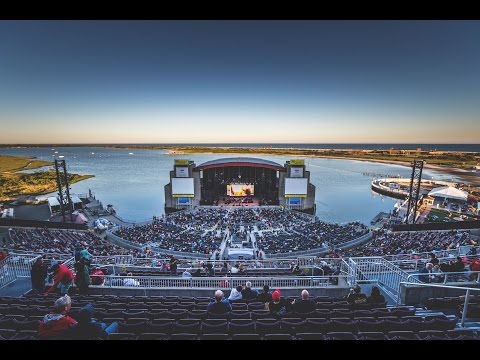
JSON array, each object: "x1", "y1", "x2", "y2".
[{"x1": 0, "y1": 294, "x2": 475, "y2": 340}]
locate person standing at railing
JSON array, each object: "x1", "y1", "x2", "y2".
[
  {"x1": 74, "y1": 257, "x2": 91, "y2": 294},
  {"x1": 31, "y1": 257, "x2": 47, "y2": 293},
  {"x1": 169, "y1": 255, "x2": 178, "y2": 276}
]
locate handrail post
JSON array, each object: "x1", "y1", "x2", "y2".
[{"x1": 461, "y1": 289, "x2": 470, "y2": 328}]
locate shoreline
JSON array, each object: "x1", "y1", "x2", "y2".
[
  {"x1": 166, "y1": 149, "x2": 480, "y2": 187},
  {"x1": 0, "y1": 155, "x2": 94, "y2": 202}
]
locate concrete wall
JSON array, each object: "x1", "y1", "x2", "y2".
[
  {"x1": 400, "y1": 283, "x2": 480, "y2": 306},
  {"x1": 81, "y1": 285, "x2": 352, "y2": 299}
]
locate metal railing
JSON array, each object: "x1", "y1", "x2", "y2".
[
  {"x1": 94, "y1": 274, "x2": 346, "y2": 290},
  {"x1": 399, "y1": 281, "x2": 480, "y2": 327},
  {"x1": 405, "y1": 270, "x2": 480, "y2": 285},
  {"x1": 0, "y1": 253, "x2": 41, "y2": 289},
  {"x1": 348, "y1": 256, "x2": 421, "y2": 303}
]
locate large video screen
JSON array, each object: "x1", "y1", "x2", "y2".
[
  {"x1": 227, "y1": 184, "x2": 254, "y2": 197},
  {"x1": 285, "y1": 178, "x2": 308, "y2": 195},
  {"x1": 172, "y1": 178, "x2": 194, "y2": 195}
]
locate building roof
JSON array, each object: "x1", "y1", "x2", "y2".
[
  {"x1": 428, "y1": 186, "x2": 468, "y2": 201},
  {"x1": 195, "y1": 157, "x2": 284, "y2": 171},
  {"x1": 47, "y1": 197, "x2": 60, "y2": 207}
]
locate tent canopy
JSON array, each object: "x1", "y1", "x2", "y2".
[{"x1": 428, "y1": 186, "x2": 468, "y2": 201}]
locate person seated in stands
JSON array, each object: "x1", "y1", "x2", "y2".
[
  {"x1": 182, "y1": 268, "x2": 192, "y2": 278},
  {"x1": 467, "y1": 247, "x2": 477, "y2": 256},
  {"x1": 257, "y1": 284, "x2": 272, "y2": 303},
  {"x1": 418, "y1": 263, "x2": 434, "y2": 283},
  {"x1": 68, "y1": 303, "x2": 119, "y2": 339},
  {"x1": 347, "y1": 284, "x2": 367, "y2": 304},
  {"x1": 228, "y1": 285, "x2": 243, "y2": 301},
  {"x1": 220, "y1": 262, "x2": 229, "y2": 273},
  {"x1": 367, "y1": 286, "x2": 386, "y2": 305},
  {"x1": 207, "y1": 290, "x2": 232, "y2": 314},
  {"x1": 192, "y1": 268, "x2": 203, "y2": 277},
  {"x1": 267, "y1": 289, "x2": 292, "y2": 318},
  {"x1": 230, "y1": 264, "x2": 240, "y2": 274},
  {"x1": 47, "y1": 260, "x2": 75, "y2": 295},
  {"x1": 319, "y1": 261, "x2": 333, "y2": 275},
  {"x1": 205, "y1": 262, "x2": 215, "y2": 276},
  {"x1": 431, "y1": 263, "x2": 444, "y2": 283},
  {"x1": 38, "y1": 295, "x2": 77, "y2": 340},
  {"x1": 238, "y1": 264, "x2": 246, "y2": 275},
  {"x1": 292, "y1": 264, "x2": 302, "y2": 276},
  {"x1": 123, "y1": 272, "x2": 140, "y2": 287},
  {"x1": 91, "y1": 267, "x2": 106, "y2": 285},
  {"x1": 241, "y1": 281, "x2": 258, "y2": 301},
  {"x1": 31, "y1": 257, "x2": 47, "y2": 293},
  {"x1": 292, "y1": 289, "x2": 316, "y2": 314},
  {"x1": 451, "y1": 256, "x2": 466, "y2": 273},
  {"x1": 169, "y1": 255, "x2": 178, "y2": 276},
  {"x1": 469, "y1": 258, "x2": 480, "y2": 280}
]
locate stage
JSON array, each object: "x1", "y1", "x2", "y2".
[{"x1": 217, "y1": 197, "x2": 260, "y2": 207}]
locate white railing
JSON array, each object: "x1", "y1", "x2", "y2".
[
  {"x1": 348, "y1": 256, "x2": 421, "y2": 303},
  {"x1": 405, "y1": 270, "x2": 480, "y2": 285},
  {"x1": 95, "y1": 274, "x2": 346, "y2": 289},
  {"x1": 400, "y1": 281, "x2": 480, "y2": 327},
  {"x1": 0, "y1": 253, "x2": 41, "y2": 289},
  {"x1": 0, "y1": 256, "x2": 16, "y2": 289}
]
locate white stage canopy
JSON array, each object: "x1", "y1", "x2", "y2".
[{"x1": 428, "y1": 186, "x2": 468, "y2": 202}]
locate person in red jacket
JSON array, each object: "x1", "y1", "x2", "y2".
[
  {"x1": 38, "y1": 294, "x2": 77, "y2": 339},
  {"x1": 469, "y1": 258, "x2": 480, "y2": 281},
  {"x1": 47, "y1": 260, "x2": 75, "y2": 295}
]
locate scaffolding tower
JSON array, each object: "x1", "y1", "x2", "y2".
[
  {"x1": 405, "y1": 160, "x2": 424, "y2": 224},
  {"x1": 54, "y1": 159, "x2": 74, "y2": 222}
]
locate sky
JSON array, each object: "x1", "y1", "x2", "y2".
[{"x1": 0, "y1": 20, "x2": 479, "y2": 144}]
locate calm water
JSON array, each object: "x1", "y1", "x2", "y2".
[{"x1": 0, "y1": 147, "x2": 460, "y2": 224}]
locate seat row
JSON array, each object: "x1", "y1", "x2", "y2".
[
  {"x1": 0, "y1": 316, "x2": 456, "y2": 335},
  {"x1": 2, "y1": 329, "x2": 477, "y2": 341}
]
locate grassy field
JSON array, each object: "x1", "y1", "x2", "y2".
[
  {"x1": 0, "y1": 155, "x2": 52, "y2": 173},
  {"x1": 0, "y1": 155, "x2": 94, "y2": 202}
]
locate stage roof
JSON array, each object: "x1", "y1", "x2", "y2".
[
  {"x1": 195, "y1": 157, "x2": 284, "y2": 171},
  {"x1": 428, "y1": 186, "x2": 468, "y2": 201}
]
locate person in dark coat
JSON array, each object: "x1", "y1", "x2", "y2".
[
  {"x1": 347, "y1": 284, "x2": 367, "y2": 304},
  {"x1": 68, "y1": 303, "x2": 118, "y2": 339},
  {"x1": 74, "y1": 258, "x2": 91, "y2": 294},
  {"x1": 292, "y1": 289, "x2": 316, "y2": 314},
  {"x1": 367, "y1": 286, "x2": 386, "y2": 305},
  {"x1": 257, "y1": 284, "x2": 272, "y2": 303},
  {"x1": 207, "y1": 290, "x2": 232, "y2": 314},
  {"x1": 241, "y1": 281, "x2": 258, "y2": 301},
  {"x1": 31, "y1": 257, "x2": 47, "y2": 293},
  {"x1": 267, "y1": 289, "x2": 292, "y2": 318}
]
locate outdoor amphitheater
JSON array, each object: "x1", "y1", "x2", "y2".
[{"x1": 0, "y1": 157, "x2": 480, "y2": 341}]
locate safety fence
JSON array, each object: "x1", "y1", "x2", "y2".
[
  {"x1": 399, "y1": 282, "x2": 480, "y2": 327},
  {"x1": 0, "y1": 253, "x2": 41, "y2": 289},
  {"x1": 92, "y1": 274, "x2": 346, "y2": 290},
  {"x1": 347, "y1": 256, "x2": 422, "y2": 304}
]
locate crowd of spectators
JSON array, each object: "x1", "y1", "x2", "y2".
[
  {"x1": 8, "y1": 228, "x2": 132, "y2": 257},
  {"x1": 340, "y1": 229, "x2": 473, "y2": 258}
]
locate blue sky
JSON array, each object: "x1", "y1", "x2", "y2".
[{"x1": 0, "y1": 20, "x2": 479, "y2": 144}]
